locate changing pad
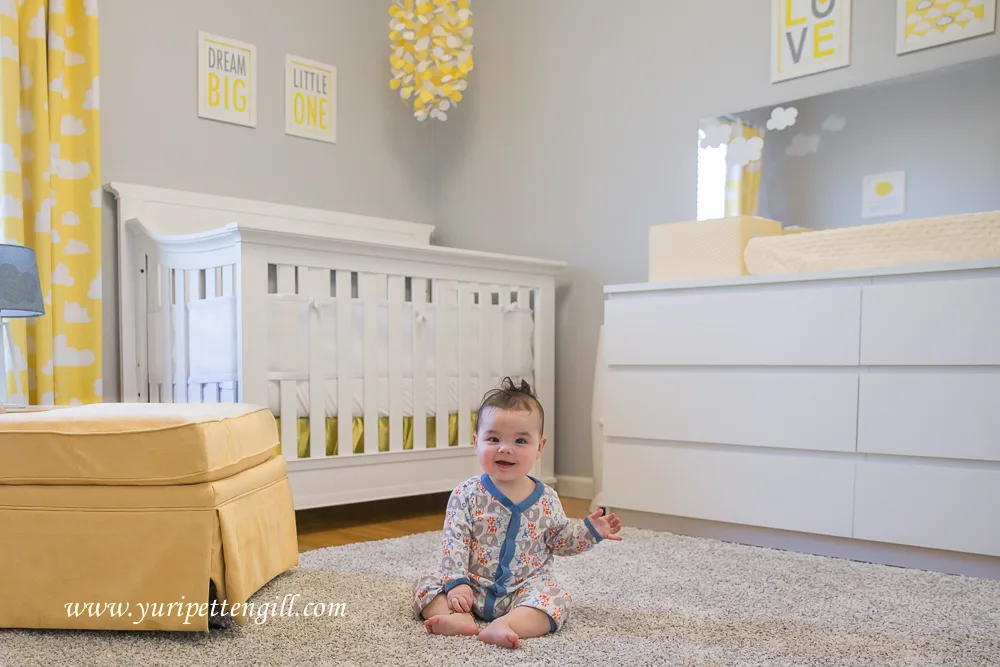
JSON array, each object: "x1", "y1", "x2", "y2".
[
  {"x1": 0, "y1": 403, "x2": 278, "y2": 486},
  {"x1": 743, "y1": 211, "x2": 1000, "y2": 275}
]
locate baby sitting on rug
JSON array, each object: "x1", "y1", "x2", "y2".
[{"x1": 412, "y1": 377, "x2": 622, "y2": 649}]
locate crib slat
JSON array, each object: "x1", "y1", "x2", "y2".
[
  {"x1": 173, "y1": 271, "x2": 189, "y2": 402},
  {"x1": 188, "y1": 270, "x2": 203, "y2": 302},
  {"x1": 203, "y1": 266, "x2": 220, "y2": 402},
  {"x1": 499, "y1": 285, "x2": 515, "y2": 380},
  {"x1": 336, "y1": 270, "x2": 353, "y2": 456},
  {"x1": 532, "y1": 286, "x2": 545, "y2": 388},
  {"x1": 279, "y1": 380, "x2": 298, "y2": 460},
  {"x1": 222, "y1": 266, "x2": 235, "y2": 297},
  {"x1": 434, "y1": 281, "x2": 456, "y2": 448},
  {"x1": 186, "y1": 270, "x2": 203, "y2": 403},
  {"x1": 457, "y1": 283, "x2": 473, "y2": 448},
  {"x1": 479, "y1": 284, "x2": 492, "y2": 402},
  {"x1": 203, "y1": 384, "x2": 219, "y2": 403},
  {"x1": 277, "y1": 265, "x2": 295, "y2": 295},
  {"x1": 517, "y1": 287, "x2": 530, "y2": 384},
  {"x1": 160, "y1": 267, "x2": 174, "y2": 403},
  {"x1": 303, "y1": 267, "x2": 329, "y2": 458},
  {"x1": 140, "y1": 254, "x2": 153, "y2": 402},
  {"x1": 205, "y1": 268, "x2": 218, "y2": 298},
  {"x1": 220, "y1": 266, "x2": 236, "y2": 402},
  {"x1": 361, "y1": 273, "x2": 384, "y2": 455},
  {"x1": 388, "y1": 275, "x2": 405, "y2": 452},
  {"x1": 412, "y1": 278, "x2": 428, "y2": 451},
  {"x1": 533, "y1": 285, "x2": 552, "y2": 479}
]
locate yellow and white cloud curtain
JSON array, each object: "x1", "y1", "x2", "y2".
[{"x1": 1, "y1": 0, "x2": 102, "y2": 405}]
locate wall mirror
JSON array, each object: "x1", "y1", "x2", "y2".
[{"x1": 696, "y1": 53, "x2": 1000, "y2": 230}]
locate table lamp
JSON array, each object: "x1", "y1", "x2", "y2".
[{"x1": 0, "y1": 243, "x2": 45, "y2": 406}]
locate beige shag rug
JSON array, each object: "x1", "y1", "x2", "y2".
[{"x1": 2, "y1": 527, "x2": 999, "y2": 666}]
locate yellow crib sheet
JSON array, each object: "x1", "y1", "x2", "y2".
[{"x1": 275, "y1": 412, "x2": 478, "y2": 458}]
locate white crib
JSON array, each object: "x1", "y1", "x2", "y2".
[{"x1": 108, "y1": 183, "x2": 565, "y2": 510}]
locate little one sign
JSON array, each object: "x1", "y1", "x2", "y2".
[
  {"x1": 771, "y1": 0, "x2": 852, "y2": 82},
  {"x1": 286, "y1": 55, "x2": 337, "y2": 143}
]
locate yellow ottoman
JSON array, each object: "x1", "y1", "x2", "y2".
[{"x1": 0, "y1": 403, "x2": 299, "y2": 632}]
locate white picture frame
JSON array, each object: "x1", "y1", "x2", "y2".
[
  {"x1": 771, "y1": 0, "x2": 852, "y2": 83},
  {"x1": 198, "y1": 31, "x2": 257, "y2": 128},
  {"x1": 285, "y1": 54, "x2": 337, "y2": 143},
  {"x1": 896, "y1": 0, "x2": 997, "y2": 55},
  {"x1": 862, "y1": 171, "x2": 906, "y2": 219}
]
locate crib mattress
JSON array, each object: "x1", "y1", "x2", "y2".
[
  {"x1": 743, "y1": 211, "x2": 1000, "y2": 275},
  {"x1": 0, "y1": 403, "x2": 278, "y2": 486}
]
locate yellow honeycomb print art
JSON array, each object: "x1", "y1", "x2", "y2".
[{"x1": 901, "y1": 0, "x2": 993, "y2": 51}]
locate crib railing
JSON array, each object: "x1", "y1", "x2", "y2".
[
  {"x1": 131, "y1": 222, "x2": 552, "y2": 472},
  {"x1": 133, "y1": 225, "x2": 242, "y2": 405},
  {"x1": 263, "y1": 260, "x2": 538, "y2": 462}
]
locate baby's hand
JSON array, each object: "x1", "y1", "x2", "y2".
[
  {"x1": 447, "y1": 584, "x2": 474, "y2": 613},
  {"x1": 589, "y1": 508, "x2": 623, "y2": 541}
]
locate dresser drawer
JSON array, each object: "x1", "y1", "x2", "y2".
[
  {"x1": 605, "y1": 368, "x2": 858, "y2": 453},
  {"x1": 860, "y1": 277, "x2": 1000, "y2": 365},
  {"x1": 854, "y1": 460, "x2": 1000, "y2": 558},
  {"x1": 603, "y1": 439, "x2": 855, "y2": 538},
  {"x1": 604, "y1": 285, "x2": 862, "y2": 366},
  {"x1": 858, "y1": 374, "x2": 1000, "y2": 462}
]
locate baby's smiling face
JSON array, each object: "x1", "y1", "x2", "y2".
[{"x1": 474, "y1": 407, "x2": 546, "y2": 483}]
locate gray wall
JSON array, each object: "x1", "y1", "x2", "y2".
[
  {"x1": 99, "y1": 0, "x2": 439, "y2": 400},
  {"x1": 758, "y1": 56, "x2": 1000, "y2": 229},
  {"x1": 433, "y1": 0, "x2": 1000, "y2": 481}
]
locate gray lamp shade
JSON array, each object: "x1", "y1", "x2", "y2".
[{"x1": 0, "y1": 243, "x2": 45, "y2": 318}]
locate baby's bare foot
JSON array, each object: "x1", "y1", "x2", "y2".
[
  {"x1": 424, "y1": 613, "x2": 478, "y2": 636},
  {"x1": 478, "y1": 621, "x2": 520, "y2": 649}
]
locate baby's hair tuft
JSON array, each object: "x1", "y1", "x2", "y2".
[{"x1": 476, "y1": 376, "x2": 544, "y2": 435}]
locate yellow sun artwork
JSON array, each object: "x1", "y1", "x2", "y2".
[{"x1": 875, "y1": 181, "x2": 895, "y2": 196}]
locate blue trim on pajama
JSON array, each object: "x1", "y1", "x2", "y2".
[{"x1": 480, "y1": 473, "x2": 545, "y2": 621}]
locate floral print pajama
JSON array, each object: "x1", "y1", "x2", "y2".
[{"x1": 412, "y1": 473, "x2": 603, "y2": 632}]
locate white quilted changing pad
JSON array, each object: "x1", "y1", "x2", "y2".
[{"x1": 744, "y1": 211, "x2": 1000, "y2": 275}]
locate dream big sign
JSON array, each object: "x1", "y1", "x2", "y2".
[
  {"x1": 771, "y1": 0, "x2": 852, "y2": 83},
  {"x1": 198, "y1": 32, "x2": 257, "y2": 127}
]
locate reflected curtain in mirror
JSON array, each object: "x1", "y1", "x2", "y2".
[{"x1": 725, "y1": 121, "x2": 764, "y2": 217}]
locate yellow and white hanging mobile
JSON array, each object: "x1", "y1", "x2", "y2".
[{"x1": 389, "y1": 0, "x2": 473, "y2": 121}]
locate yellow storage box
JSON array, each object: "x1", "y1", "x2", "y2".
[{"x1": 648, "y1": 216, "x2": 784, "y2": 282}]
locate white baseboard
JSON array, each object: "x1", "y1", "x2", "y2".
[{"x1": 556, "y1": 476, "x2": 594, "y2": 500}]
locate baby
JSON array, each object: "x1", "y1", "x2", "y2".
[{"x1": 412, "y1": 377, "x2": 622, "y2": 649}]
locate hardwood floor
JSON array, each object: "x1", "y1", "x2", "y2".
[{"x1": 295, "y1": 492, "x2": 593, "y2": 553}]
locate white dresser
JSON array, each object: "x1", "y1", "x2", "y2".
[{"x1": 601, "y1": 258, "x2": 1000, "y2": 571}]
